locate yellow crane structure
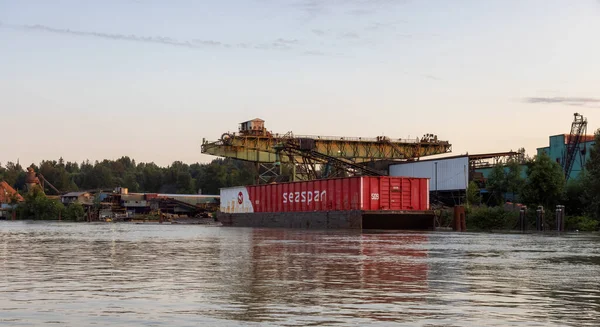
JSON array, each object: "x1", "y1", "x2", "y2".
[{"x1": 201, "y1": 119, "x2": 452, "y2": 183}]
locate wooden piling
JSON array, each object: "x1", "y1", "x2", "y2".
[
  {"x1": 536, "y1": 206, "x2": 544, "y2": 231},
  {"x1": 556, "y1": 205, "x2": 565, "y2": 232},
  {"x1": 453, "y1": 206, "x2": 466, "y2": 232},
  {"x1": 519, "y1": 207, "x2": 526, "y2": 232},
  {"x1": 561, "y1": 205, "x2": 565, "y2": 232}
]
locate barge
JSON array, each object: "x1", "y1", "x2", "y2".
[{"x1": 217, "y1": 176, "x2": 435, "y2": 230}]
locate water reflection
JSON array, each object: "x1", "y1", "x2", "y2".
[
  {"x1": 216, "y1": 230, "x2": 430, "y2": 324},
  {"x1": 0, "y1": 222, "x2": 599, "y2": 326}
]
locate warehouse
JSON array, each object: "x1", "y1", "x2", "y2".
[{"x1": 388, "y1": 152, "x2": 525, "y2": 205}]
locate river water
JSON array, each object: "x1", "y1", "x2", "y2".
[{"x1": 0, "y1": 221, "x2": 599, "y2": 326}]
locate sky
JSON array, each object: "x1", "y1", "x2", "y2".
[{"x1": 1, "y1": 0, "x2": 600, "y2": 167}]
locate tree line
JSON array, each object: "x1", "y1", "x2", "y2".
[
  {"x1": 4, "y1": 132, "x2": 600, "y2": 230},
  {"x1": 0, "y1": 157, "x2": 258, "y2": 195}
]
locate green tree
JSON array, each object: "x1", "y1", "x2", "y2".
[
  {"x1": 123, "y1": 173, "x2": 140, "y2": 192},
  {"x1": 486, "y1": 160, "x2": 524, "y2": 205},
  {"x1": 466, "y1": 181, "x2": 481, "y2": 206},
  {"x1": 38, "y1": 160, "x2": 76, "y2": 193},
  {"x1": 521, "y1": 152, "x2": 565, "y2": 210},
  {"x1": 176, "y1": 171, "x2": 194, "y2": 194},
  {"x1": 505, "y1": 159, "x2": 524, "y2": 201},
  {"x1": 3, "y1": 156, "x2": 261, "y2": 197},
  {"x1": 0, "y1": 163, "x2": 5, "y2": 182},
  {"x1": 564, "y1": 173, "x2": 587, "y2": 216},
  {"x1": 64, "y1": 203, "x2": 85, "y2": 221},
  {"x1": 583, "y1": 130, "x2": 600, "y2": 220},
  {"x1": 4, "y1": 161, "x2": 25, "y2": 190},
  {"x1": 486, "y1": 165, "x2": 507, "y2": 205},
  {"x1": 198, "y1": 161, "x2": 228, "y2": 194},
  {"x1": 18, "y1": 188, "x2": 65, "y2": 220}
]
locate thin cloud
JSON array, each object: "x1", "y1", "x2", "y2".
[
  {"x1": 365, "y1": 20, "x2": 406, "y2": 31},
  {"x1": 423, "y1": 74, "x2": 441, "y2": 81},
  {"x1": 311, "y1": 29, "x2": 326, "y2": 36},
  {"x1": 303, "y1": 50, "x2": 327, "y2": 56},
  {"x1": 3, "y1": 23, "x2": 302, "y2": 52},
  {"x1": 292, "y1": 0, "x2": 409, "y2": 20},
  {"x1": 339, "y1": 32, "x2": 360, "y2": 39},
  {"x1": 274, "y1": 38, "x2": 300, "y2": 45},
  {"x1": 293, "y1": 0, "x2": 326, "y2": 20},
  {"x1": 347, "y1": 9, "x2": 373, "y2": 16},
  {"x1": 17, "y1": 24, "x2": 221, "y2": 49},
  {"x1": 524, "y1": 97, "x2": 600, "y2": 108}
]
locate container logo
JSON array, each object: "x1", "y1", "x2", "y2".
[
  {"x1": 237, "y1": 191, "x2": 244, "y2": 204},
  {"x1": 283, "y1": 191, "x2": 326, "y2": 204}
]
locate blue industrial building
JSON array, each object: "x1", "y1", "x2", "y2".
[{"x1": 537, "y1": 134, "x2": 596, "y2": 180}]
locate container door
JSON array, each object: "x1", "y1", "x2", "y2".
[
  {"x1": 369, "y1": 177, "x2": 380, "y2": 210},
  {"x1": 389, "y1": 177, "x2": 402, "y2": 210},
  {"x1": 411, "y1": 179, "x2": 420, "y2": 210},
  {"x1": 402, "y1": 179, "x2": 411, "y2": 210},
  {"x1": 379, "y1": 177, "x2": 390, "y2": 210},
  {"x1": 350, "y1": 178, "x2": 360, "y2": 210}
]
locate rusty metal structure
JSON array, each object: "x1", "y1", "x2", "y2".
[
  {"x1": 562, "y1": 112, "x2": 588, "y2": 181},
  {"x1": 468, "y1": 151, "x2": 525, "y2": 170},
  {"x1": 25, "y1": 167, "x2": 61, "y2": 194},
  {"x1": 201, "y1": 119, "x2": 452, "y2": 183},
  {"x1": 468, "y1": 151, "x2": 526, "y2": 188}
]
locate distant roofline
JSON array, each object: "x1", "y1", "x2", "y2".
[
  {"x1": 61, "y1": 191, "x2": 91, "y2": 197},
  {"x1": 540, "y1": 134, "x2": 596, "y2": 148},
  {"x1": 239, "y1": 118, "x2": 265, "y2": 124}
]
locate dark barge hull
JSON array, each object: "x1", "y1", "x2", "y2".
[{"x1": 216, "y1": 210, "x2": 435, "y2": 230}]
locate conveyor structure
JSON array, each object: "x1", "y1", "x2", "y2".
[{"x1": 201, "y1": 118, "x2": 452, "y2": 183}]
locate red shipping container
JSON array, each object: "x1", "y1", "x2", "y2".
[{"x1": 219, "y1": 176, "x2": 429, "y2": 214}]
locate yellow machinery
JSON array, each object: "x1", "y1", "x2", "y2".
[{"x1": 201, "y1": 118, "x2": 452, "y2": 183}]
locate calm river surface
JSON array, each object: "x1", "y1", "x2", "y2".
[{"x1": 1, "y1": 221, "x2": 599, "y2": 326}]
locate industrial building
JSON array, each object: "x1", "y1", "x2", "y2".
[
  {"x1": 537, "y1": 134, "x2": 595, "y2": 181},
  {"x1": 388, "y1": 152, "x2": 525, "y2": 205},
  {"x1": 536, "y1": 113, "x2": 593, "y2": 181},
  {"x1": 61, "y1": 192, "x2": 93, "y2": 206}
]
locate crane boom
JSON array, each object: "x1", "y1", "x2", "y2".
[{"x1": 38, "y1": 173, "x2": 61, "y2": 194}]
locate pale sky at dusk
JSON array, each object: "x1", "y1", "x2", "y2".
[{"x1": 1, "y1": 0, "x2": 600, "y2": 167}]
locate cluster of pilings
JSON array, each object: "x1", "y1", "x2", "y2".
[{"x1": 518, "y1": 205, "x2": 566, "y2": 232}]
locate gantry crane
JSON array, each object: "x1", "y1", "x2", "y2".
[{"x1": 201, "y1": 119, "x2": 452, "y2": 184}]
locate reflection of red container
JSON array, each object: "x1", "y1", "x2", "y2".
[
  {"x1": 221, "y1": 176, "x2": 429, "y2": 213},
  {"x1": 145, "y1": 193, "x2": 158, "y2": 200},
  {"x1": 247, "y1": 229, "x2": 429, "y2": 301}
]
